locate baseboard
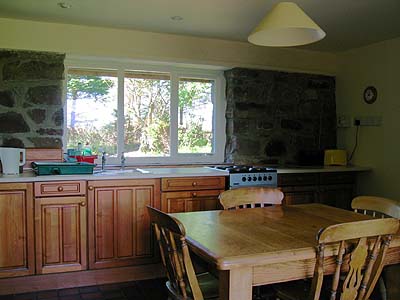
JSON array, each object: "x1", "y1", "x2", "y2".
[{"x1": 0, "y1": 263, "x2": 164, "y2": 295}]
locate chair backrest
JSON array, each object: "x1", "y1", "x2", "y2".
[
  {"x1": 219, "y1": 187, "x2": 284, "y2": 210},
  {"x1": 352, "y1": 196, "x2": 400, "y2": 218},
  {"x1": 309, "y1": 218, "x2": 399, "y2": 300},
  {"x1": 147, "y1": 206, "x2": 204, "y2": 300}
]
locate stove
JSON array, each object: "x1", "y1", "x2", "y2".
[{"x1": 209, "y1": 165, "x2": 277, "y2": 189}]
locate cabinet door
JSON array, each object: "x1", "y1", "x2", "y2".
[
  {"x1": 88, "y1": 179, "x2": 160, "y2": 269},
  {"x1": 0, "y1": 183, "x2": 34, "y2": 278},
  {"x1": 280, "y1": 186, "x2": 318, "y2": 205},
  {"x1": 319, "y1": 184, "x2": 355, "y2": 210},
  {"x1": 161, "y1": 189, "x2": 224, "y2": 213},
  {"x1": 35, "y1": 196, "x2": 87, "y2": 274}
]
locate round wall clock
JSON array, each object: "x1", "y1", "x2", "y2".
[{"x1": 363, "y1": 86, "x2": 377, "y2": 104}]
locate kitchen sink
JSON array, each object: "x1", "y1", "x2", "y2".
[{"x1": 93, "y1": 168, "x2": 150, "y2": 175}]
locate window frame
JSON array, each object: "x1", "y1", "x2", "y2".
[{"x1": 63, "y1": 56, "x2": 226, "y2": 165}]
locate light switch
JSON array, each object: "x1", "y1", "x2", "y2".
[{"x1": 337, "y1": 115, "x2": 351, "y2": 128}]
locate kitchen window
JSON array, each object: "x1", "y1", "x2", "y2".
[{"x1": 64, "y1": 59, "x2": 226, "y2": 165}]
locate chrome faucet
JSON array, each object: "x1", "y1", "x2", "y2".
[
  {"x1": 101, "y1": 151, "x2": 106, "y2": 171},
  {"x1": 120, "y1": 152, "x2": 126, "y2": 170}
]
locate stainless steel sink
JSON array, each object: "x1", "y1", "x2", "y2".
[{"x1": 93, "y1": 168, "x2": 150, "y2": 175}]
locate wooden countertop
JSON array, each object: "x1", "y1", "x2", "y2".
[{"x1": 0, "y1": 165, "x2": 369, "y2": 183}]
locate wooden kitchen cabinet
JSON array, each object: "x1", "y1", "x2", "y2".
[
  {"x1": 278, "y1": 173, "x2": 319, "y2": 205},
  {"x1": 0, "y1": 183, "x2": 34, "y2": 278},
  {"x1": 278, "y1": 172, "x2": 357, "y2": 209},
  {"x1": 87, "y1": 179, "x2": 160, "y2": 269},
  {"x1": 161, "y1": 176, "x2": 225, "y2": 213},
  {"x1": 280, "y1": 185, "x2": 318, "y2": 205},
  {"x1": 34, "y1": 181, "x2": 87, "y2": 274},
  {"x1": 318, "y1": 173, "x2": 356, "y2": 209}
]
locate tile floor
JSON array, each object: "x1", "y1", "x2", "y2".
[{"x1": 0, "y1": 278, "x2": 168, "y2": 300}]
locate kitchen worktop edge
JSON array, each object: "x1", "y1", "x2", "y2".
[{"x1": 0, "y1": 165, "x2": 370, "y2": 183}]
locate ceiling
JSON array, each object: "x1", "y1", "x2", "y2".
[{"x1": 1, "y1": 0, "x2": 400, "y2": 52}]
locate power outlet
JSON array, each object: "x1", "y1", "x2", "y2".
[{"x1": 353, "y1": 116, "x2": 383, "y2": 126}]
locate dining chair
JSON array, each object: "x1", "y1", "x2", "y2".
[
  {"x1": 147, "y1": 206, "x2": 219, "y2": 300},
  {"x1": 219, "y1": 187, "x2": 284, "y2": 300},
  {"x1": 218, "y1": 187, "x2": 284, "y2": 210},
  {"x1": 275, "y1": 217, "x2": 399, "y2": 300},
  {"x1": 352, "y1": 196, "x2": 400, "y2": 300},
  {"x1": 351, "y1": 196, "x2": 400, "y2": 219}
]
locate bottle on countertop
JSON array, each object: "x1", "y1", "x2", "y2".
[
  {"x1": 76, "y1": 142, "x2": 83, "y2": 156},
  {"x1": 82, "y1": 142, "x2": 92, "y2": 156}
]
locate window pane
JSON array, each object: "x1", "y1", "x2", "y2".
[
  {"x1": 178, "y1": 78, "x2": 214, "y2": 154},
  {"x1": 124, "y1": 71, "x2": 171, "y2": 157},
  {"x1": 66, "y1": 69, "x2": 118, "y2": 156}
]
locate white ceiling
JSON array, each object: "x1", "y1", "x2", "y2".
[{"x1": 1, "y1": 0, "x2": 400, "y2": 52}]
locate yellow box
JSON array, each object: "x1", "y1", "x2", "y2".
[{"x1": 324, "y1": 149, "x2": 347, "y2": 166}]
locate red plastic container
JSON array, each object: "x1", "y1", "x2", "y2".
[{"x1": 70, "y1": 155, "x2": 98, "y2": 163}]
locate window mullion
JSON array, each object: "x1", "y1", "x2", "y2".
[
  {"x1": 117, "y1": 69, "x2": 125, "y2": 157},
  {"x1": 170, "y1": 72, "x2": 179, "y2": 157}
]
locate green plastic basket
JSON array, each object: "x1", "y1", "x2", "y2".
[{"x1": 31, "y1": 162, "x2": 96, "y2": 175}]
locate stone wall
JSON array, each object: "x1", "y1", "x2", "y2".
[
  {"x1": 225, "y1": 68, "x2": 336, "y2": 165},
  {"x1": 0, "y1": 49, "x2": 65, "y2": 148}
]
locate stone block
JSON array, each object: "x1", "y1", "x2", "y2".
[
  {"x1": 233, "y1": 119, "x2": 250, "y2": 134},
  {"x1": 281, "y1": 119, "x2": 303, "y2": 130},
  {"x1": 36, "y1": 128, "x2": 63, "y2": 136},
  {"x1": 0, "y1": 112, "x2": 30, "y2": 133},
  {"x1": 0, "y1": 91, "x2": 15, "y2": 107},
  {"x1": 264, "y1": 139, "x2": 287, "y2": 157},
  {"x1": 27, "y1": 85, "x2": 62, "y2": 105},
  {"x1": 28, "y1": 109, "x2": 46, "y2": 124},
  {"x1": 52, "y1": 108, "x2": 64, "y2": 126},
  {"x1": 28, "y1": 137, "x2": 62, "y2": 148},
  {"x1": 235, "y1": 137, "x2": 261, "y2": 155},
  {"x1": 2, "y1": 50, "x2": 65, "y2": 81},
  {"x1": 256, "y1": 120, "x2": 274, "y2": 130},
  {"x1": 1, "y1": 137, "x2": 25, "y2": 148}
]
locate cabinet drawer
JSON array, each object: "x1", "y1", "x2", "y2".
[
  {"x1": 161, "y1": 189, "x2": 224, "y2": 213},
  {"x1": 161, "y1": 176, "x2": 226, "y2": 191},
  {"x1": 278, "y1": 173, "x2": 318, "y2": 186},
  {"x1": 34, "y1": 181, "x2": 87, "y2": 197},
  {"x1": 319, "y1": 172, "x2": 355, "y2": 184}
]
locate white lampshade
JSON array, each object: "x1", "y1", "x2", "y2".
[{"x1": 248, "y1": 2, "x2": 326, "y2": 47}]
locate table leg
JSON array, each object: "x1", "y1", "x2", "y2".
[{"x1": 219, "y1": 267, "x2": 253, "y2": 300}]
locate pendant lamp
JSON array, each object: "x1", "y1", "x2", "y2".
[{"x1": 248, "y1": 2, "x2": 326, "y2": 47}]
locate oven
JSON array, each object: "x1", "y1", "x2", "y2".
[{"x1": 208, "y1": 166, "x2": 277, "y2": 189}]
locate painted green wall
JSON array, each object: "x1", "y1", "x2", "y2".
[
  {"x1": 337, "y1": 37, "x2": 400, "y2": 200},
  {"x1": 0, "y1": 17, "x2": 337, "y2": 75}
]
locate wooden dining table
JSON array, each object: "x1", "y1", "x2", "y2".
[{"x1": 170, "y1": 204, "x2": 400, "y2": 300}]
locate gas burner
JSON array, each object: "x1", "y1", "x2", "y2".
[{"x1": 208, "y1": 165, "x2": 277, "y2": 189}]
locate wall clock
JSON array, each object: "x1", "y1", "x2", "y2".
[{"x1": 363, "y1": 86, "x2": 377, "y2": 104}]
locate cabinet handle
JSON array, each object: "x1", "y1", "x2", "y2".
[
  {"x1": 192, "y1": 192, "x2": 197, "y2": 197},
  {"x1": 192, "y1": 182, "x2": 197, "y2": 186},
  {"x1": 57, "y1": 186, "x2": 64, "y2": 192},
  {"x1": 88, "y1": 186, "x2": 94, "y2": 190},
  {"x1": 80, "y1": 202, "x2": 86, "y2": 207}
]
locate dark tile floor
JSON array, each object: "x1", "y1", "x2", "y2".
[{"x1": 0, "y1": 278, "x2": 168, "y2": 300}]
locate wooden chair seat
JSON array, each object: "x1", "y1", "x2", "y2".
[{"x1": 274, "y1": 218, "x2": 399, "y2": 300}]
